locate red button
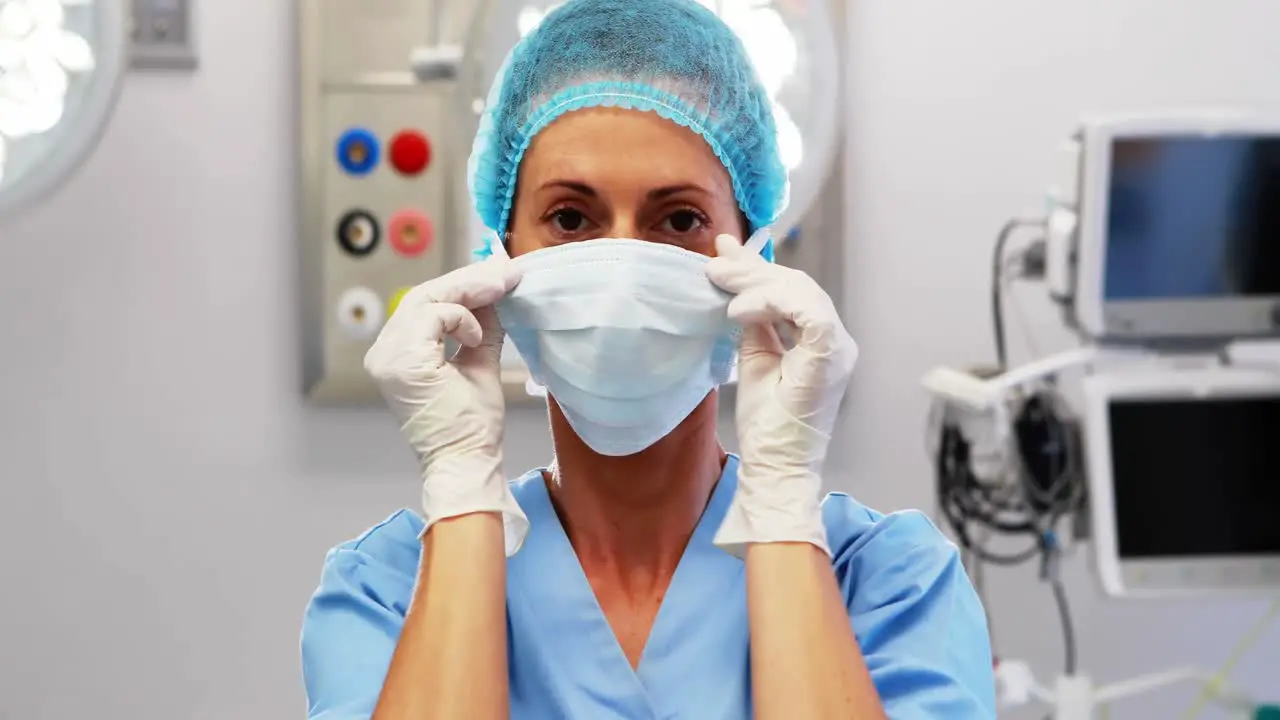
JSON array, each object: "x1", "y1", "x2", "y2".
[{"x1": 389, "y1": 130, "x2": 431, "y2": 176}]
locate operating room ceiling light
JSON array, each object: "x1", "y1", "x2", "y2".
[
  {"x1": 481, "y1": 0, "x2": 839, "y2": 239},
  {"x1": 0, "y1": 0, "x2": 125, "y2": 217}
]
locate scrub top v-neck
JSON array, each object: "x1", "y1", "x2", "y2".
[
  {"x1": 505, "y1": 458, "x2": 748, "y2": 719},
  {"x1": 301, "y1": 456, "x2": 998, "y2": 720}
]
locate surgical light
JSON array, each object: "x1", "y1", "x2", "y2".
[{"x1": 0, "y1": 0, "x2": 126, "y2": 218}]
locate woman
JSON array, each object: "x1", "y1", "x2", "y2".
[{"x1": 301, "y1": 1, "x2": 995, "y2": 718}]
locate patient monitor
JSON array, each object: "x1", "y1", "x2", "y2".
[
  {"x1": 1083, "y1": 366, "x2": 1280, "y2": 598},
  {"x1": 1071, "y1": 113, "x2": 1280, "y2": 343},
  {"x1": 1069, "y1": 114, "x2": 1280, "y2": 597}
]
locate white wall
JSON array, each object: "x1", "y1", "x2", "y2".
[
  {"x1": 841, "y1": 0, "x2": 1279, "y2": 717},
  {"x1": 0, "y1": 0, "x2": 1276, "y2": 718}
]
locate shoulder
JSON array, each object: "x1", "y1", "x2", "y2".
[
  {"x1": 330, "y1": 508, "x2": 425, "y2": 574},
  {"x1": 820, "y1": 493, "x2": 996, "y2": 716},
  {"x1": 820, "y1": 492, "x2": 957, "y2": 567},
  {"x1": 819, "y1": 492, "x2": 970, "y2": 610},
  {"x1": 308, "y1": 509, "x2": 425, "y2": 619},
  {"x1": 315, "y1": 470, "x2": 547, "y2": 587}
]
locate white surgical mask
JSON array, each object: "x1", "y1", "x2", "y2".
[{"x1": 493, "y1": 232, "x2": 770, "y2": 456}]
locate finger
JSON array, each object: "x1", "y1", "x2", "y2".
[
  {"x1": 727, "y1": 291, "x2": 788, "y2": 361},
  {"x1": 726, "y1": 287, "x2": 797, "y2": 328},
  {"x1": 422, "y1": 260, "x2": 522, "y2": 310},
  {"x1": 706, "y1": 256, "x2": 764, "y2": 295},
  {"x1": 453, "y1": 305, "x2": 505, "y2": 367},
  {"x1": 485, "y1": 255, "x2": 524, "y2": 293},
  {"x1": 426, "y1": 302, "x2": 485, "y2": 349},
  {"x1": 728, "y1": 285, "x2": 839, "y2": 353},
  {"x1": 714, "y1": 233, "x2": 746, "y2": 258},
  {"x1": 365, "y1": 303, "x2": 473, "y2": 376},
  {"x1": 470, "y1": 305, "x2": 505, "y2": 347},
  {"x1": 739, "y1": 322, "x2": 785, "y2": 358},
  {"x1": 707, "y1": 234, "x2": 775, "y2": 293}
]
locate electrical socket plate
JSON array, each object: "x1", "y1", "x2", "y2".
[{"x1": 129, "y1": 0, "x2": 197, "y2": 71}]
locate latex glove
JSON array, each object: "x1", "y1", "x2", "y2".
[
  {"x1": 705, "y1": 234, "x2": 859, "y2": 557},
  {"x1": 364, "y1": 257, "x2": 529, "y2": 555}
]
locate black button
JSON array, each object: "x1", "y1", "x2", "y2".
[{"x1": 336, "y1": 209, "x2": 381, "y2": 257}]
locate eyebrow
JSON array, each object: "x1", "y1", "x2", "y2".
[{"x1": 536, "y1": 180, "x2": 711, "y2": 200}]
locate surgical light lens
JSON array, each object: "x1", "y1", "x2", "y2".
[
  {"x1": 0, "y1": 0, "x2": 101, "y2": 190},
  {"x1": 0, "y1": 3, "x2": 35, "y2": 38},
  {"x1": 51, "y1": 27, "x2": 91, "y2": 70},
  {"x1": 25, "y1": 0, "x2": 66, "y2": 30}
]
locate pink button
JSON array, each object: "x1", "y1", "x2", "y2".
[{"x1": 388, "y1": 210, "x2": 434, "y2": 257}]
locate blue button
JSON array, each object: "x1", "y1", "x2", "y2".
[{"x1": 336, "y1": 128, "x2": 380, "y2": 176}]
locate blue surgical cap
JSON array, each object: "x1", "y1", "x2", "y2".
[{"x1": 468, "y1": 0, "x2": 787, "y2": 261}]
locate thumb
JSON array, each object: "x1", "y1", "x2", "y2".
[{"x1": 714, "y1": 233, "x2": 758, "y2": 261}]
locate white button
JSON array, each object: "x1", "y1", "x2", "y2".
[{"x1": 336, "y1": 287, "x2": 384, "y2": 340}]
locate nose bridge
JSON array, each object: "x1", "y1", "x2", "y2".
[{"x1": 604, "y1": 206, "x2": 642, "y2": 240}]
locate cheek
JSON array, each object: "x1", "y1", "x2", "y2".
[{"x1": 507, "y1": 228, "x2": 541, "y2": 258}]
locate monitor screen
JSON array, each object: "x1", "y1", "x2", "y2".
[
  {"x1": 1108, "y1": 395, "x2": 1280, "y2": 559},
  {"x1": 1104, "y1": 136, "x2": 1280, "y2": 301}
]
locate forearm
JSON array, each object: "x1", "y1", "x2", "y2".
[
  {"x1": 373, "y1": 513, "x2": 509, "y2": 720},
  {"x1": 746, "y1": 542, "x2": 886, "y2": 720}
]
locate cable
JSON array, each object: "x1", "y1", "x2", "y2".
[
  {"x1": 1005, "y1": 266, "x2": 1044, "y2": 360},
  {"x1": 1043, "y1": 535, "x2": 1078, "y2": 675},
  {"x1": 991, "y1": 218, "x2": 1048, "y2": 370},
  {"x1": 1051, "y1": 582, "x2": 1077, "y2": 674},
  {"x1": 1180, "y1": 597, "x2": 1280, "y2": 720},
  {"x1": 935, "y1": 217, "x2": 1084, "y2": 675},
  {"x1": 1037, "y1": 537, "x2": 1079, "y2": 720}
]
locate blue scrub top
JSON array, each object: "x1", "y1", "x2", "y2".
[{"x1": 301, "y1": 456, "x2": 996, "y2": 719}]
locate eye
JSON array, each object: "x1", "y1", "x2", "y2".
[
  {"x1": 551, "y1": 208, "x2": 589, "y2": 233},
  {"x1": 659, "y1": 209, "x2": 708, "y2": 234}
]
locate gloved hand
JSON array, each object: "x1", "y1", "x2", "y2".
[
  {"x1": 705, "y1": 234, "x2": 859, "y2": 557},
  {"x1": 364, "y1": 257, "x2": 530, "y2": 555}
]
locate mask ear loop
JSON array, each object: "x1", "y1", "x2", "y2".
[
  {"x1": 744, "y1": 227, "x2": 772, "y2": 256},
  {"x1": 721, "y1": 229, "x2": 773, "y2": 387},
  {"x1": 744, "y1": 227, "x2": 797, "y2": 349},
  {"x1": 488, "y1": 231, "x2": 512, "y2": 260},
  {"x1": 489, "y1": 231, "x2": 547, "y2": 397}
]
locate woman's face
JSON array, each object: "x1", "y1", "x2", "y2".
[{"x1": 507, "y1": 107, "x2": 744, "y2": 258}]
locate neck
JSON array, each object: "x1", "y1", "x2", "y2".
[{"x1": 544, "y1": 393, "x2": 726, "y2": 588}]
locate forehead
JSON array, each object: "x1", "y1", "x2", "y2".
[{"x1": 518, "y1": 107, "x2": 733, "y2": 195}]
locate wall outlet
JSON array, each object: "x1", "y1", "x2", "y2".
[{"x1": 130, "y1": 0, "x2": 197, "y2": 71}]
